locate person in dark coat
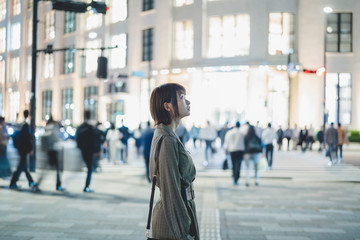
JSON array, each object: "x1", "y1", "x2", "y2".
[
  {"x1": 141, "y1": 121, "x2": 154, "y2": 182},
  {"x1": 76, "y1": 110, "x2": 97, "y2": 192},
  {"x1": 118, "y1": 119, "x2": 132, "y2": 163},
  {"x1": 0, "y1": 117, "x2": 11, "y2": 179},
  {"x1": 9, "y1": 110, "x2": 38, "y2": 191}
]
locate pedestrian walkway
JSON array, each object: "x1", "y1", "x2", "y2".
[{"x1": 0, "y1": 144, "x2": 359, "y2": 240}]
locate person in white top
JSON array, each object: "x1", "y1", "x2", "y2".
[
  {"x1": 261, "y1": 123, "x2": 276, "y2": 170},
  {"x1": 105, "y1": 123, "x2": 122, "y2": 164},
  {"x1": 199, "y1": 120, "x2": 218, "y2": 165},
  {"x1": 224, "y1": 121, "x2": 245, "y2": 185}
]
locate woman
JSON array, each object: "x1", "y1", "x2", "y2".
[
  {"x1": 244, "y1": 124, "x2": 262, "y2": 187},
  {"x1": 149, "y1": 83, "x2": 199, "y2": 240}
]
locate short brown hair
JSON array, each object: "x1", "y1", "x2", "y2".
[{"x1": 150, "y1": 83, "x2": 186, "y2": 125}]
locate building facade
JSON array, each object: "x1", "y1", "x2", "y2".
[{"x1": 0, "y1": 0, "x2": 358, "y2": 131}]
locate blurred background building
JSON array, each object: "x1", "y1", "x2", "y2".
[{"x1": 0, "y1": 0, "x2": 358, "y2": 130}]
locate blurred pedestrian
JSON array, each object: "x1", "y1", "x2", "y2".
[
  {"x1": 292, "y1": 123, "x2": 299, "y2": 150},
  {"x1": 39, "y1": 116, "x2": 64, "y2": 191},
  {"x1": 219, "y1": 122, "x2": 230, "y2": 148},
  {"x1": 118, "y1": 119, "x2": 132, "y2": 163},
  {"x1": 223, "y1": 121, "x2": 245, "y2": 186},
  {"x1": 9, "y1": 110, "x2": 39, "y2": 191},
  {"x1": 141, "y1": 121, "x2": 154, "y2": 182},
  {"x1": 148, "y1": 83, "x2": 199, "y2": 239},
  {"x1": 133, "y1": 124, "x2": 143, "y2": 158},
  {"x1": 199, "y1": 120, "x2": 218, "y2": 166},
  {"x1": 244, "y1": 124, "x2": 262, "y2": 187},
  {"x1": 336, "y1": 123, "x2": 348, "y2": 163},
  {"x1": 325, "y1": 122, "x2": 338, "y2": 166},
  {"x1": 76, "y1": 110, "x2": 97, "y2": 192},
  {"x1": 261, "y1": 123, "x2": 276, "y2": 170},
  {"x1": 307, "y1": 124, "x2": 315, "y2": 151},
  {"x1": 316, "y1": 127, "x2": 325, "y2": 152},
  {"x1": 105, "y1": 123, "x2": 122, "y2": 164},
  {"x1": 299, "y1": 126, "x2": 308, "y2": 152},
  {"x1": 0, "y1": 117, "x2": 11, "y2": 179},
  {"x1": 189, "y1": 124, "x2": 200, "y2": 149},
  {"x1": 283, "y1": 125, "x2": 292, "y2": 151},
  {"x1": 93, "y1": 122, "x2": 106, "y2": 172},
  {"x1": 276, "y1": 126, "x2": 284, "y2": 150}
]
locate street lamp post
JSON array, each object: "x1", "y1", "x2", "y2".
[{"x1": 322, "y1": 6, "x2": 333, "y2": 134}]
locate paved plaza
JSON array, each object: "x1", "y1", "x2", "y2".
[{"x1": 1, "y1": 143, "x2": 360, "y2": 240}]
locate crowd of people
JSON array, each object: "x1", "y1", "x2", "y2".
[{"x1": 0, "y1": 108, "x2": 350, "y2": 192}]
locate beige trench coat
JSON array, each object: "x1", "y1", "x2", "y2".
[{"x1": 149, "y1": 124, "x2": 199, "y2": 240}]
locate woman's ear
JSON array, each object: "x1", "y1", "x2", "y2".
[{"x1": 163, "y1": 102, "x2": 172, "y2": 112}]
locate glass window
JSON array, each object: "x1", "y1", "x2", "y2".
[
  {"x1": 326, "y1": 13, "x2": 352, "y2": 53},
  {"x1": 110, "y1": 0, "x2": 127, "y2": 23},
  {"x1": 9, "y1": 91, "x2": 20, "y2": 123},
  {"x1": 44, "y1": 53, "x2": 54, "y2": 78},
  {"x1": 174, "y1": 0, "x2": 194, "y2": 7},
  {"x1": 86, "y1": 11, "x2": 102, "y2": 30},
  {"x1": 11, "y1": 57, "x2": 20, "y2": 82},
  {"x1": 62, "y1": 88, "x2": 73, "y2": 122},
  {"x1": 13, "y1": 0, "x2": 21, "y2": 16},
  {"x1": 208, "y1": 14, "x2": 250, "y2": 58},
  {"x1": 64, "y1": 11, "x2": 76, "y2": 34},
  {"x1": 45, "y1": 11, "x2": 55, "y2": 40},
  {"x1": 42, "y1": 90, "x2": 52, "y2": 120},
  {"x1": 28, "y1": 0, "x2": 33, "y2": 9},
  {"x1": 142, "y1": 28, "x2": 153, "y2": 61},
  {"x1": 325, "y1": 73, "x2": 352, "y2": 124},
  {"x1": 28, "y1": 19, "x2": 33, "y2": 46},
  {"x1": 110, "y1": 34, "x2": 127, "y2": 69},
  {"x1": 64, "y1": 47, "x2": 75, "y2": 74},
  {"x1": 0, "y1": 59, "x2": 4, "y2": 83},
  {"x1": 107, "y1": 100, "x2": 124, "y2": 124},
  {"x1": 0, "y1": 0, "x2": 6, "y2": 21},
  {"x1": 143, "y1": 0, "x2": 154, "y2": 11},
  {"x1": 84, "y1": 86, "x2": 98, "y2": 120},
  {"x1": 174, "y1": 20, "x2": 194, "y2": 60},
  {"x1": 86, "y1": 39, "x2": 101, "y2": 73},
  {"x1": 268, "y1": 12, "x2": 295, "y2": 55},
  {"x1": 11, "y1": 23, "x2": 21, "y2": 50},
  {"x1": 0, "y1": 27, "x2": 5, "y2": 53}
]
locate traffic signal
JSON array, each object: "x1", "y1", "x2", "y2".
[
  {"x1": 303, "y1": 67, "x2": 326, "y2": 76},
  {"x1": 51, "y1": 0, "x2": 107, "y2": 14},
  {"x1": 97, "y1": 56, "x2": 108, "y2": 79}
]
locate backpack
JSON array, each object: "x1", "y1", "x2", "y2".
[
  {"x1": 246, "y1": 135, "x2": 263, "y2": 153},
  {"x1": 76, "y1": 123, "x2": 94, "y2": 151},
  {"x1": 12, "y1": 124, "x2": 23, "y2": 149}
]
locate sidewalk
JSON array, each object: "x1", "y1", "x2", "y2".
[{"x1": 0, "y1": 144, "x2": 359, "y2": 240}]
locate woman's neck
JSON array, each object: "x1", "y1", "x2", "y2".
[{"x1": 166, "y1": 119, "x2": 179, "y2": 131}]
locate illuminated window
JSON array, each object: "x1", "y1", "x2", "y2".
[
  {"x1": 42, "y1": 90, "x2": 52, "y2": 120},
  {"x1": 86, "y1": 11, "x2": 102, "y2": 30},
  {"x1": 326, "y1": 73, "x2": 352, "y2": 124},
  {"x1": 143, "y1": 0, "x2": 154, "y2": 11},
  {"x1": 326, "y1": 13, "x2": 352, "y2": 52},
  {"x1": 62, "y1": 88, "x2": 73, "y2": 122},
  {"x1": 0, "y1": 0, "x2": 6, "y2": 21},
  {"x1": 28, "y1": 20, "x2": 32, "y2": 46},
  {"x1": 174, "y1": 0, "x2": 194, "y2": 7},
  {"x1": 9, "y1": 91, "x2": 20, "y2": 122},
  {"x1": 13, "y1": 0, "x2": 21, "y2": 16},
  {"x1": 84, "y1": 86, "x2": 98, "y2": 120},
  {"x1": 64, "y1": 11, "x2": 76, "y2": 34},
  {"x1": 208, "y1": 14, "x2": 250, "y2": 58},
  {"x1": 142, "y1": 28, "x2": 153, "y2": 61},
  {"x1": 28, "y1": 0, "x2": 33, "y2": 9},
  {"x1": 86, "y1": 39, "x2": 101, "y2": 73},
  {"x1": 0, "y1": 28, "x2": 5, "y2": 53},
  {"x1": 25, "y1": 90, "x2": 31, "y2": 105},
  {"x1": 44, "y1": 54, "x2": 54, "y2": 78},
  {"x1": 11, "y1": 57, "x2": 20, "y2": 82},
  {"x1": 11, "y1": 23, "x2": 21, "y2": 50},
  {"x1": 174, "y1": 20, "x2": 193, "y2": 60},
  {"x1": 110, "y1": 34, "x2": 127, "y2": 69},
  {"x1": 110, "y1": 0, "x2": 127, "y2": 23},
  {"x1": 268, "y1": 13, "x2": 295, "y2": 55},
  {"x1": 45, "y1": 11, "x2": 55, "y2": 40},
  {"x1": 64, "y1": 47, "x2": 75, "y2": 74}
]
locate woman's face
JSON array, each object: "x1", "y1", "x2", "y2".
[{"x1": 176, "y1": 91, "x2": 190, "y2": 119}]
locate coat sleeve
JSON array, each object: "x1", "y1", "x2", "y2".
[{"x1": 158, "y1": 136, "x2": 193, "y2": 240}]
